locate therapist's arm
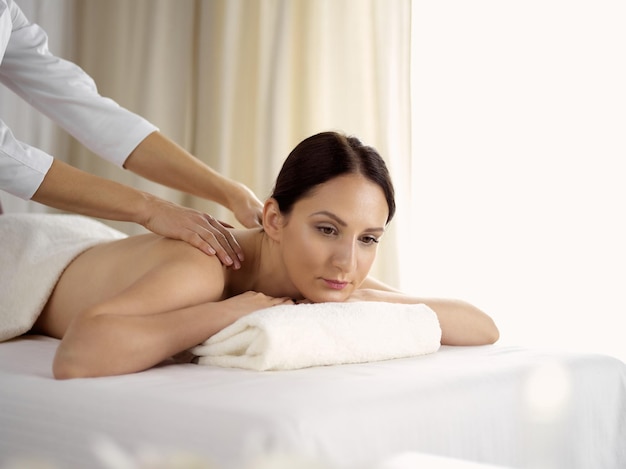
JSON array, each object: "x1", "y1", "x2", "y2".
[
  {"x1": 124, "y1": 131, "x2": 263, "y2": 230},
  {"x1": 32, "y1": 159, "x2": 245, "y2": 268}
]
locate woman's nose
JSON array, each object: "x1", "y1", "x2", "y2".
[{"x1": 331, "y1": 239, "x2": 357, "y2": 272}]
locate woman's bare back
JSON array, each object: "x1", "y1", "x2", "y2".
[{"x1": 33, "y1": 233, "x2": 220, "y2": 339}]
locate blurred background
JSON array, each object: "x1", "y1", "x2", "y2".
[{"x1": 2, "y1": 0, "x2": 624, "y2": 362}]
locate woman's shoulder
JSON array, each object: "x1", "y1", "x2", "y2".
[
  {"x1": 88, "y1": 233, "x2": 226, "y2": 295},
  {"x1": 149, "y1": 235, "x2": 225, "y2": 274},
  {"x1": 121, "y1": 234, "x2": 228, "y2": 302}
]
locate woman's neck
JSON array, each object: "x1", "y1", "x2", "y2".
[{"x1": 225, "y1": 229, "x2": 303, "y2": 300}]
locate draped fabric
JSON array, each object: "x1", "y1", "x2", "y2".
[{"x1": 0, "y1": 0, "x2": 411, "y2": 285}]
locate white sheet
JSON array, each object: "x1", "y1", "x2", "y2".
[{"x1": 1, "y1": 336, "x2": 625, "y2": 469}]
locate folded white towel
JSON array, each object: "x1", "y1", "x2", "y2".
[
  {"x1": 191, "y1": 301, "x2": 441, "y2": 371},
  {"x1": 0, "y1": 214, "x2": 126, "y2": 341}
]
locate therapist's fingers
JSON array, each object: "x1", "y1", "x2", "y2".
[
  {"x1": 196, "y1": 214, "x2": 244, "y2": 269},
  {"x1": 178, "y1": 214, "x2": 243, "y2": 269},
  {"x1": 228, "y1": 182, "x2": 264, "y2": 228},
  {"x1": 142, "y1": 200, "x2": 244, "y2": 268}
]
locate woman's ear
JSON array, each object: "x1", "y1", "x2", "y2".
[{"x1": 262, "y1": 198, "x2": 284, "y2": 241}]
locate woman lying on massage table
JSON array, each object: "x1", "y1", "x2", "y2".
[{"x1": 32, "y1": 131, "x2": 499, "y2": 378}]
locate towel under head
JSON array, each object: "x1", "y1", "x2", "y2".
[{"x1": 191, "y1": 301, "x2": 442, "y2": 371}]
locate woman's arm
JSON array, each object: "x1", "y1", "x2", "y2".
[
  {"x1": 53, "y1": 257, "x2": 291, "y2": 379},
  {"x1": 356, "y1": 277, "x2": 499, "y2": 346}
]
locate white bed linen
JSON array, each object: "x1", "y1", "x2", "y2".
[{"x1": 1, "y1": 336, "x2": 625, "y2": 469}]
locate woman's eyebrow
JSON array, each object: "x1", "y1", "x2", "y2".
[
  {"x1": 310, "y1": 211, "x2": 385, "y2": 233},
  {"x1": 310, "y1": 211, "x2": 347, "y2": 226}
]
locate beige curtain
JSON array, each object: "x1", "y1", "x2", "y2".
[{"x1": 5, "y1": 0, "x2": 411, "y2": 286}]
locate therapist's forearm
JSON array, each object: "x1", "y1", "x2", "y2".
[
  {"x1": 124, "y1": 131, "x2": 232, "y2": 208},
  {"x1": 32, "y1": 158, "x2": 154, "y2": 224}
]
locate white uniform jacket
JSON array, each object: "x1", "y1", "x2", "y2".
[{"x1": 0, "y1": 0, "x2": 157, "y2": 199}]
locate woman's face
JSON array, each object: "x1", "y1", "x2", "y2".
[{"x1": 278, "y1": 173, "x2": 389, "y2": 302}]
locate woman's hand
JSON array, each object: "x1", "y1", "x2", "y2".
[
  {"x1": 142, "y1": 196, "x2": 244, "y2": 269},
  {"x1": 219, "y1": 291, "x2": 295, "y2": 322}
]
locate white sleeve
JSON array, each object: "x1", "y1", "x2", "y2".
[
  {"x1": 0, "y1": 118, "x2": 52, "y2": 199},
  {"x1": 0, "y1": 0, "x2": 158, "y2": 171}
]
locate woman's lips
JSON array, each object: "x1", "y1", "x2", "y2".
[{"x1": 323, "y1": 279, "x2": 348, "y2": 290}]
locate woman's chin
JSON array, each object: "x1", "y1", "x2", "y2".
[{"x1": 303, "y1": 291, "x2": 351, "y2": 304}]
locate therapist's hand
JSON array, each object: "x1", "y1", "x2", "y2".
[
  {"x1": 227, "y1": 181, "x2": 264, "y2": 229},
  {"x1": 124, "y1": 132, "x2": 263, "y2": 230},
  {"x1": 32, "y1": 159, "x2": 245, "y2": 268},
  {"x1": 143, "y1": 197, "x2": 244, "y2": 269}
]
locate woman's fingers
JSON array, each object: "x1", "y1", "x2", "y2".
[{"x1": 221, "y1": 292, "x2": 294, "y2": 320}]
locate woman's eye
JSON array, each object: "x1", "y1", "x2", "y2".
[
  {"x1": 317, "y1": 225, "x2": 337, "y2": 236},
  {"x1": 361, "y1": 236, "x2": 380, "y2": 245}
]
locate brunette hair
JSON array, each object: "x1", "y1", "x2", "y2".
[{"x1": 271, "y1": 131, "x2": 396, "y2": 223}]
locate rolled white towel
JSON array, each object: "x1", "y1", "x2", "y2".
[{"x1": 191, "y1": 301, "x2": 441, "y2": 371}]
